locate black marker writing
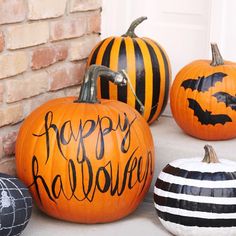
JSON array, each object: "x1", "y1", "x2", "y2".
[{"x1": 30, "y1": 111, "x2": 153, "y2": 204}]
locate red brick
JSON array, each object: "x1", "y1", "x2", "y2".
[
  {"x1": 50, "y1": 17, "x2": 87, "y2": 42},
  {"x1": 49, "y1": 62, "x2": 86, "y2": 91},
  {"x1": 0, "y1": 137, "x2": 3, "y2": 160},
  {"x1": 50, "y1": 67, "x2": 68, "y2": 91},
  {"x1": 70, "y1": 0, "x2": 102, "y2": 12},
  {"x1": 0, "y1": 51, "x2": 28, "y2": 80},
  {"x1": 7, "y1": 22, "x2": 49, "y2": 50},
  {"x1": 3, "y1": 131, "x2": 18, "y2": 157},
  {"x1": 0, "y1": 32, "x2": 4, "y2": 52},
  {"x1": 87, "y1": 11, "x2": 101, "y2": 34},
  {"x1": 0, "y1": 104, "x2": 23, "y2": 127},
  {"x1": 6, "y1": 71, "x2": 48, "y2": 103},
  {"x1": 64, "y1": 86, "x2": 81, "y2": 97},
  {"x1": 69, "y1": 35, "x2": 100, "y2": 61},
  {"x1": 29, "y1": 90, "x2": 65, "y2": 112},
  {"x1": 28, "y1": 0, "x2": 67, "y2": 20},
  {"x1": 0, "y1": 0, "x2": 26, "y2": 25},
  {"x1": 0, "y1": 158, "x2": 16, "y2": 176},
  {"x1": 31, "y1": 45, "x2": 68, "y2": 70},
  {"x1": 70, "y1": 62, "x2": 87, "y2": 84},
  {"x1": 0, "y1": 83, "x2": 3, "y2": 103}
]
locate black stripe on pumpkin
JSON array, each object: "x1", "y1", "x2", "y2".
[
  {"x1": 163, "y1": 164, "x2": 236, "y2": 181},
  {"x1": 155, "y1": 178, "x2": 236, "y2": 197},
  {"x1": 156, "y1": 209, "x2": 236, "y2": 227},
  {"x1": 133, "y1": 39, "x2": 145, "y2": 112},
  {"x1": 117, "y1": 38, "x2": 127, "y2": 103},
  {"x1": 156, "y1": 43, "x2": 170, "y2": 115},
  {"x1": 100, "y1": 38, "x2": 116, "y2": 99},
  {"x1": 88, "y1": 39, "x2": 105, "y2": 65},
  {"x1": 143, "y1": 40, "x2": 160, "y2": 122},
  {"x1": 154, "y1": 194, "x2": 236, "y2": 213}
]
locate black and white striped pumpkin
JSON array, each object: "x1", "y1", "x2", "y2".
[{"x1": 154, "y1": 145, "x2": 236, "y2": 236}]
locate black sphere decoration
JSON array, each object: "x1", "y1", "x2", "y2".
[{"x1": 0, "y1": 173, "x2": 32, "y2": 236}]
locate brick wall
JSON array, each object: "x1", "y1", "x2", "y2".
[{"x1": 0, "y1": 0, "x2": 102, "y2": 175}]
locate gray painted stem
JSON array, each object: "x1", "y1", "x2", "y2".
[
  {"x1": 122, "y1": 16, "x2": 147, "y2": 38},
  {"x1": 75, "y1": 65, "x2": 127, "y2": 104},
  {"x1": 210, "y1": 43, "x2": 224, "y2": 66},
  {"x1": 202, "y1": 145, "x2": 220, "y2": 163}
]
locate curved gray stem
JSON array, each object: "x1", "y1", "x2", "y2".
[
  {"x1": 202, "y1": 145, "x2": 220, "y2": 163},
  {"x1": 75, "y1": 65, "x2": 127, "y2": 104},
  {"x1": 210, "y1": 43, "x2": 224, "y2": 66},
  {"x1": 122, "y1": 16, "x2": 147, "y2": 38}
]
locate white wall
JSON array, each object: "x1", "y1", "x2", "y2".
[
  {"x1": 220, "y1": 0, "x2": 236, "y2": 61},
  {"x1": 102, "y1": 0, "x2": 236, "y2": 78}
]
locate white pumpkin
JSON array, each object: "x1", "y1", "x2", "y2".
[{"x1": 154, "y1": 145, "x2": 236, "y2": 236}]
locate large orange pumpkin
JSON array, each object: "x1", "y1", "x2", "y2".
[
  {"x1": 87, "y1": 17, "x2": 171, "y2": 124},
  {"x1": 170, "y1": 43, "x2": 236, "y2": 140},
  {"x1": 15, "y1": 65, "x2": 154, "y2": 223}
]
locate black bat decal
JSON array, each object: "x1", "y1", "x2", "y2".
[
  {"x1": 188, "y1": 98, "x2": 232, "y2": 125},
  {"x1": 181, "y1": 72, "x2": 227, "y2": 92},
  {"x1": 213, "y1": 92, "x2": 236, "y2": 111}
]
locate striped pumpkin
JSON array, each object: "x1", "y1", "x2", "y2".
[
  {"x1": 154, "y1": 145, "x2": 236, "y2": 236},
  {"x1": 87, "y1": 17, "x2": 171, "y2": 124}
]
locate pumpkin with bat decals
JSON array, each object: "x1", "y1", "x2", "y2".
[
  {"x1": 87, "y1": 17, "x2": 171, "y2": 124},
  {"x1": 170, "y1": 43, "x2": 236, "y2": 140},
  {"x1": 15, "y1": 65, "x2": 154, "y2": 223}
]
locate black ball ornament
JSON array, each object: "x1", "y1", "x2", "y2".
[{"x1": 0, "y1": 173, "x2": 32, "y2": 236}]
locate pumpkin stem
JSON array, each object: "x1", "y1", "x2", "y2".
[
  {"x1": 75, "y1": 65, "x2": 127, "y2": 104},
  {"x1": 122, "y1": 16, "x2": 147, "y2": 38},
  {"x1": 202, "y1": 145, "x2": 220, "y2": 163},
  {"x1": 210, "y1": 43, "x2": 224, "y2": 66}
]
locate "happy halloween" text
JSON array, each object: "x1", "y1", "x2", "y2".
[{"x1": 29, "y1": 111, "x2": 153, "y2": 204}]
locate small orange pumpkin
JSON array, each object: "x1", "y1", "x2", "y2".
[
  {"x1": 15, "y1": 65, "x2": 154, "y2": 223},
  {"x1": 170, "y1": 43, "x2": 236, "y2": 140}
]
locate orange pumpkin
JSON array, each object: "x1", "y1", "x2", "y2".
[
  {"x1": 170, "y1": 43, "x2": 236, "y2": 140},
  {"x1": 15, "y1": 65, "x2": 154, "y2": 223},
  {"x1": 87, "y1": 17, "x2": 171, "y2": 124}
]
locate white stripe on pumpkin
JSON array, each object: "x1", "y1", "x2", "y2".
[
  {"x1": 159, "y1": 218, "x2": 236, "y2": 236},
  {"x1": 168, "y1": 158, "x2": 236, "y2": 173},
  {"x1": 155, "y1": 203, "x2": 236, "y2": 219},
  {"x1": 154, "y1": 187, "x2": 236, "y2": 205},
  {"x1": 158, "y1": 172, "x2": 236, "y2": 188}
]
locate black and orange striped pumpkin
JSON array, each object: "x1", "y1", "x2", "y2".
[{"x1": 87, "y1": 17, "x2": 171, "y2": 124}]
